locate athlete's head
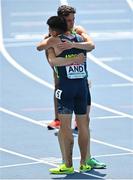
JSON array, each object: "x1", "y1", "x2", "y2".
[
  {"x1": 47, "y1": 16, "x2": 68, "y2": 36},
  {"x1": 57, "y1": 5, "x2": 76, "y2": 30}
]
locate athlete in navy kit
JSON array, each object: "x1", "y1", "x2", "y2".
[
  {"x1": 37, "y1": 16, "x2": 93, "y2": 173},
  {"x1": 55, "y1": 34, "x2": 88, "y2": 115}
]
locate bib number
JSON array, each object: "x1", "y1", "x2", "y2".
[
  {"x1": 55, "y1": 89, "x2": 62, "y2": 100},
  {"x1": 66, "y1": 64, "x2": 86, "y2": 79}
]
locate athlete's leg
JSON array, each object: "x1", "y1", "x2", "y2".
[
  {"x1": 54, "y1": 71, "x2": 59, "y2": 120},
  {"x1": 85, "y1": 80, "x2": 91, "y2": 160},
  {"x1": 74, "y1": 80, "x2": 89, "y2": 166},
  {"x1": 76, "y1": 114, "x2": 89, "y2": 165},
  {"x1": 86, "y1": 105, "x2": 91, "y2": 160},
  {"x1": 55, "y1": 82, "x2": 75, "y2": 168},
  {"x1": 47, "y1": 71, "x2": 60, "y2": 129},
  {"x1": 58, "y1": 114, "x2": 73, "y2": 167}
]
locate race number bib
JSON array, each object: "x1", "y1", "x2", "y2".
[
  {"x1": 55, "y1": 89, "x2": 62, "y2": 100},
  {"x1": 66, "y1": 63, "x2": 86, "y2": 79}
]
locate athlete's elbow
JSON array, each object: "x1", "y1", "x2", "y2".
[
  {"x1": 88, "y1": 43, "x2": 95, "y2": 51},
  {"x1": 91, "y1": 43, "x2": 95, "y2": 50},
  {"x1": 36, "y1": 44, "x2": 43, "y2": 51},
  {"x1": 49, "y1": 58, "x2": 56, "y2": 67}
]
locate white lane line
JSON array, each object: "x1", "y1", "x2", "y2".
[
  {"x1": 98, "y1": 57, "x2": 131, "y2": 62},
  {"x1": 0, "y1": 44, "x2": 54, "y2": 89},
  {"x1": 11, "y1": 9, "x2": 127, "y2": 16},
  {"x1": 82, "y1": 19, "x2": 131, "y2": 24},
  {"x1": 91, "y1": 139, "x2": 133, "y2": 153},
  {"x1": 78, "y1": 9, "x2": 127, "y2": 14},
  {"x1": 60, "y1": 0, "x2": 68, "y2": 5},
  {"x1": 7, "y1": 30, "x2": 133, "y2": 41},
  {"x1": 0, "y1": 107, "x2": 48, "y2": 128},
  {"x1": 0, "y1": 148, "x2": 103, "y2": 179},
  {"x1": 126, "y1": 0, "x2": 133, "y2": 10},
  {"x1": 5, "y1": 42, "x2": 36, "y2": 48},
  {"x1": 1, "y1": 6, "x2": 132, "y2": 84},
  {"x1": 0, "y1": 147, "x2": 58, "y2": 167},
  {"x1": 0, "y1": 42, "x2": 133, "y2": 116},
  {"x1": 91, "y1": 103, "x2": 133, "y2": 119},
  {"x1": 91, "y1": 115, "x2": 124, "y2": 120},
  {"x1": 93, "y1": 83, "x2": 133, "y2": 88},
  {"x1": 1, "y1": 107, "x2": 133, "y2": 153},
  {"x1": 4, "y1": 31, "x2": 133, "y2": 42},
  {"x1": 11, "y1": 11, "x2": 56, "y2": 16},
  {"x1": 87, "y1": 54, "x2": 133, "y2": 83},
  {"x1": 73, "y1": 152, "x2": 133, "y2": 160},
  {"x1": 2, "y1": 41, "x2": 132, "y2": 118},
  {"x1": 21, "y1": 107, "x2": 54, "y2": 112},
  {"x1": 1, "y1": 152, "x2": 133, "y2": 169},
  {"x1": 0, "y1": 162, "x2": 40, "y2": 169},
  {"x1": 15, "y1": 19, "x2": 130, "y2": 27},
  {"x1": 38, "y1": 115, "x2": 125, "y2": 123},
  {"x1": 54, "y1": 152, "x2": 133, "y2": 162},
  {"x1": 59, "y1": 1, "x2": 133, "y2": 82},
  {"x1": 11, "y1": 21, "x2": 46, "y2": 27},
  {"x1": 90, "y1": 31, "x2": 133, "y2": 41},
  {"x1": 0, "y1": 1, "x2": 133, "y2": 117},
  {"x1": 1, "y1": 41, "x2": 133, "y2": 117},
  {"x1": 11, "y1": 19, "x2": 132, "y2": 28}
]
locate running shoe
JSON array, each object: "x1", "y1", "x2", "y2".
[
  {"x1": 47, "y1": 119, "x2": 61, "y2": 130},
  {"x1": 79, "y1": 164, "x2": 91, "y2": 173},
  {"x1": 49, "y1": 163, "x2": 74, "y2": 174},
  {"x1": 86, "y1": 157, "x2": 106, "y2": 169}
]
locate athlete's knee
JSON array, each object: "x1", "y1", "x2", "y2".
[{"x1": 60, "y1": 124, "x2": 72, "y2": 132}]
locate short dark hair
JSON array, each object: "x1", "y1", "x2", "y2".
[
  {"x1": 57, "y1": 5, "x2": 76, "y2": 17},
  {"x1": 47, "y1": 16, "x2": 68, "y2": 33}
]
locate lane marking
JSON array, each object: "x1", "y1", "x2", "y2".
[
  {"x1": 11, "y1": 9, "x2": 127, "y2": 16},
  {"x1": 38, "y1": 115, "x2": 125, "y2": 123},
  {"x1": 11, "y1": 19, "x2": 131, "y2": 27},
  {"x1": 1, "y1": 4, "x2": 132, "y2": 84},
  {"x1": 1, "y1": 107, "x2": 133, "y2": 153},
  {"x1": 4, "y1": 31, "x2": 133, "y2": 42},
  {"x1": 0, "y1": 0, "x2": 133, "y2": 119},
  {"x1": 82, "y1": 19, "x2": 131, "y2": 24},
  {"x1": 91, "y1": 138, "x2": 133, "y2": 153},
  {"x1": 98, "y1": 57, "x2": 131, "y2": 62},
  {"x1": 91, "y1": 103, "x2": 133, "y2": 119},
  {"x1": 87, "y1": 115, "x2": 124, "y2": 120},
  {"x1": 0, "y1": 107, "x2": 48, "y2": 128},
  {"x1": 60, "y1": 0, "x2": 68, "y2": 5},
  {"x1": 87, "y1": 54, "x2": 133, "y2": 82},
  {"x1": 0, "y1": 43, "x2": 132, "y2": 117},
  {"x1": 126, "y1": 0, "x2": 133, "y2": 10},
  {"x1": 1, "y1": 152, "x2": 133, "y2": 169},
  {"x1": 93, "y1": 83, "x2": 133, "y2": 88},
  {"x1": 0, "y1": 147, "x2": 58, "y2": 167},
  {"x1": 0, "y1": 147, "x2": 103, "y2": 179},
  {"x1": 43, "y1": 152, "x2": 133, "y2": 162},
  {"x1": 0, "y1": 162, "x2": 40, "y2": 169}
]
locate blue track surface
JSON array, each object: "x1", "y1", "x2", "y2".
[{"x1": 0, "y1": 0, "x2": 133, "y2": 179}]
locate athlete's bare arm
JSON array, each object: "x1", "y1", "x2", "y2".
[
  {"x1": 36, "y1": 37, "x2": 56, "y2": 51},
  {"x1": 57, "y1": 40, "x2": 94, "y2": 52},
  {"x1": 37, "y1": 35, "x2": 86, "y2": 67},
  {"x1": 57, "y1": 26, "x2": 95, "y2": 52},
  {"x1": 47, "y1": 48, "x2": 85, "y2": 67},
  {"x1": 75, "y1": 25, "x2": 95, "y2": 49}
]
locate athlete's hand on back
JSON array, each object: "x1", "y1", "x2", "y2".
[
  {"x1": 57, "y1": 40, "x2": 73, "y2": 51},
  {"x1": 74, "y1": 53, "x2": 85, "y2": 64}
]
